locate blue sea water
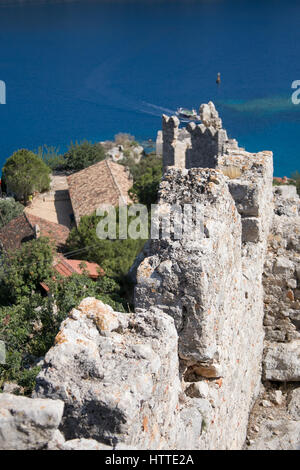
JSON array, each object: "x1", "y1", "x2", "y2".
[{"x1": 0, "y1": 0, "x2": 300, "y2": 176}]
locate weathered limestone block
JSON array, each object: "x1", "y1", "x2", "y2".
[
  {"x1": 288, "y1": 388, "x2": 300, "y2": 420},
  {"x1": 199, "y1": 101, "x2": 222, "y2": 129},
  {"x1": 34, "y1": 298, "x2": 181, "y2": 449},
  {"x1": 263, "y1": 188, "x2": 300, "y2": 343},
  {"x1": 263, "y1": 340, "x2": 300, "y2": 381},
  {"x1": 185, "y1": 123, "x2": 220, "y2": 169},
  {"x1": 162, "y1": 114, "x2": 181, "y2": 168},
  {"x1": 242, "y1": 217, "x2": 260, "y2": 243},
  {"x1": 0, "y1": 393, "x2": 64, "y2": 450},
  {"x1": 156, "y1": 130, "x2": 163, "y2": 156},
  {"x1": 273, "y1": 256, "x2": 295, "y2": 275},
  {"x1": 62, "y1": 439, "x2": 111, "y2": 450},
  {"x1": 227, "y1": 181, "x2": 259, "y2": 217},
  {"x1": 273, "y1": 185, "x2": 300, "y2": 217},
  {"x1": 47, "y1": 430, "x2": 66, "y2": 450}
]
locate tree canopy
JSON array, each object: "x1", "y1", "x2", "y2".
[
  {"x1": 121, "y1": 153, "x2": 163, "y2": 207},
  {"x1": 62, "y1": 140, "x2": 106, "y2": 171},
  {"x1": 0, "y1": 237, "x2": 54, "y2": 304},
  {"x1": 2, "y1": 149, "x2": 51, "y2": 202},
  {"x1": 0, "y1": 235, "x2": 127, "y2": 394},
  {"x1": 291, "y1": 171, "x2": 300, "y2": 196},
  {"x1": 0, "y1": 198, "x2": 24, "y2": 228},
  {"x1": 66, "y1": 210, "x2": 146, "y2": 279}
]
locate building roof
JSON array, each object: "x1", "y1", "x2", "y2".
[
  {"x1": 54, "y1": 257, "x2": 104, "y2": 278},
  {"x1": 67, "y1": 160, "x2": 133, "y2": 225},
  {"x1": 40, "y1": 256, "x2": 104, "y2": 292},
  {"x1": 0, "y1": 211, "x2": 70, "y2": 254},
  {"x1": 26, "y1": 213, "x2": 70, "y2": 249},
  {"x1": 0, "y1": 213, "x2": 34, "y2": 252}
]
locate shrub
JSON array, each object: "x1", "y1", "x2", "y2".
[
  {"x1": 2, "y1": 149, "x2": 51, "y2": 202},
  {"x1": 126, "y1": 153, "x2": 163, "y2": 207},
  {"x1": 37, "y1": 144, "x2": 65, "y2": 170},
  {"x1": 0, "y1": 198, "x2": 24, "y2": 228},
  {"x1": 291, "y1": 171, "x2": 300, "y2": 196},
  {"x1": 66, "y1": 210, "x2": 146, "y2": 278},
  {"x1": 0, "y1": 237, "x2": 54, "y2": 304},
  {"x1": 62, "y1": 140, "x2": 106, "y2": 171}
]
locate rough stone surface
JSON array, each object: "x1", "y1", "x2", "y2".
[
  {"x1": 0, "y1": 393, "x2": 64, "y2": 450},
  {"x1": 34, "y1": 298, "x2": 183, "y2": 449},
  {"x1": 247, "y1": 419, "x2": 300, "y2": 450},
  {"x1": 288, "y1": 388, "x2": 300, "y2": 420},
  {"x1": 134, "y1": 134, "x2": 273, "y2": 449},
  {"x1": 161, "y1": 102, "x2": 246, "y2": 171},
  {"x1": 47, "y1": 430, "x2": 66, "y2": 450},
  {"x1": 61, "y1": 438, "x2": 135, "y2": 450},
  {"x1": 264, "y1": 341, "x2": 300, "y2": 381},
  {"x1": 246, "y1": 183, "x2": 300, "y2": 450}
]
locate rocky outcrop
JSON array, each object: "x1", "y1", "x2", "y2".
[
  {"x1": 34, "y1": 298, "x2": 182, "y2": 448},
  {"x1": 264, "y1": 341, "x2": 300, "y2": 381},
  {"x1": 0, "y1": 393, "x2": 64, "y2": 450}
]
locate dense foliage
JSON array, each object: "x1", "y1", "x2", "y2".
[
  {"x1": 37, "y1": 144, "x2": 65, "y2": 170},
  {"x1": 291, "y1": 171, "x2": 300, "y2": 196},
  {"x1": 121, "y1": 153, "x2": 163, "y2": 206},
  {"x1": 0, "y1": 237, "x2": 54, "y2": 305},
  {"x1": 66, "y1": 210, "x2": 146, "y2": 278},
  {"x1": 2, "y1": 149, "x2": 51, "y2": 202},
  {"x1": 0, "y1": 237, "x2": 127, "y2": 394},
  {"x1": 0, "y1": 198, "x2": 24, "y2": 228},
  {"x1": 62, "y1": 140, "x2": 106, "y2": 171}
]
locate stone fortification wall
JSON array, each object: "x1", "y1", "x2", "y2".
[{"x1": 134, "y1": 140, "x2": 273, "y2": 448}]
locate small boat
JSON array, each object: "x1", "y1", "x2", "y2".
[{"x1": 176, "y1": 107, "x2": 200, "y2": 120}]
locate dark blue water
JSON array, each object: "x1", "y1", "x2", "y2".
[{"x1": 0, "y1": 0, "x2": 300, "y2": 176}]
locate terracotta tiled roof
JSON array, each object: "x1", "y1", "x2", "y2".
[
  {"x1": 26, "y1": 214, "x2": 70, "y2": 249},
  {"x1": 67, "y1": 160, "x2": 133, "y2": 224},
  {"x1": 54, "y1": 257, "x2": 104, "y2": 278},
  {"x1": 40, "y1": 256, "x2": 104, "y2": 292},
  {"x1": 0, "y1": 213, "x2": 34, "y2": 252}
]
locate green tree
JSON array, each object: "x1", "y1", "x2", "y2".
[
  {"x1": 47, "y1": 273, "x2": 126, "y2": 315},
  {"x1": 36, "y1": 144, "x2": 65, "y2": 171},
  {"x1": 0, "y1": 237, "x2": 54, "y2": 304},
  {"x1": 0, "y1": 295, "x2": 47, "y2": 394},
  {"x1": 62, "y1": 140, "x2": 106, "y2": 171},
  {"x1": 291, "y1": 171, "x2": 300, "y2": 196},
  {"x1": 0, "y1": 198, "x2": 24, "y2": 228},
  {"x1": 0, "y1": 272, "x2": 127, "y2": 395},
  {"x1": 2, "y1": 149, "x2": 51, "y2": 202},
  {"x1": 66, "y1": 210, "x2": 146, "y2": 278},
  {"x1": 124, "y1": 153, "x2": 163, "y2": 206}
]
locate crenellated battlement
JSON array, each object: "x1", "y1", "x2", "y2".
[{"x1": 160, "y1": 102, "x2": 237, "y2": 170}]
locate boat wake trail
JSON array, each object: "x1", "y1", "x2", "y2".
[{"x1": 141, "y1": 102, "x2": 176, "y2": 116}]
